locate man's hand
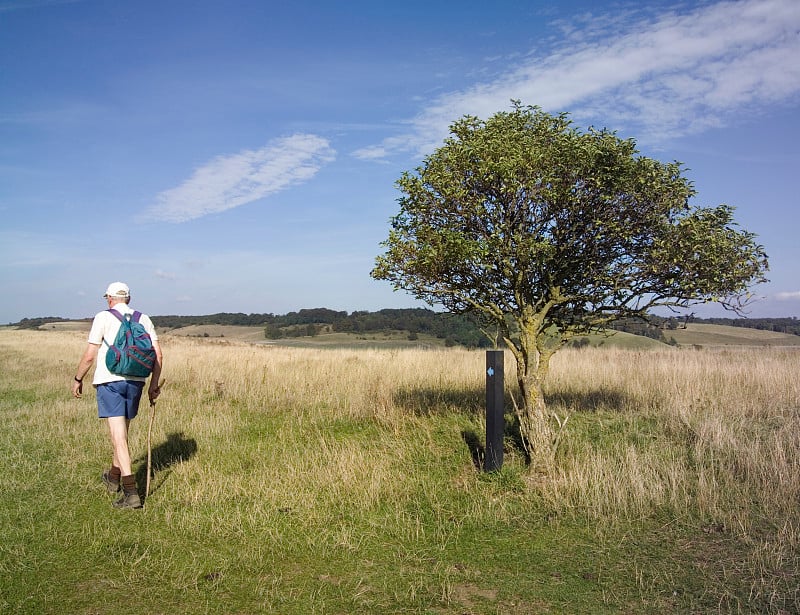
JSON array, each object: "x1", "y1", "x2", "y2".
[
  {"x1": 72, "y1": 343, "x2": 98, "y2": 399},
  {"x1": 148, "y1": 383, "x2": 161, "y2": 405}
]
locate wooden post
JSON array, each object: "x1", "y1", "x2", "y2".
[{"x1": 485, "y1": 350, "x2": 504, "y2": 472}]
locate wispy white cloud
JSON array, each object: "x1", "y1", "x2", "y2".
[
  {"x1": 154, "y1": 269, "x2": 176, "y2": 280},
  {"x1": 359, "y1": 0, "x2": 800, "y2": 159},
  {"x1": 352, "y1": 135, "x2": 411, "y2": 162},
  {"x1": 775, "y1": 291, "x2": 800, "y2": 300},
  {"x1": 145, "y1": 134, "x2": 336, "y2": 223}
]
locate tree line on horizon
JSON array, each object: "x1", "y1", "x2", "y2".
[{"x1": 13, "y1": 309, "x2": 800, "y2": 345}]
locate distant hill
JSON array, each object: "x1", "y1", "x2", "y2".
[{"x1": 15, "y1": 310, "x2": 800, "y2": 349}]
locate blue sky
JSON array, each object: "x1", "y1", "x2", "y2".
[{"x1": 1, "y1": 0, "x2": 798, "y2": 323}]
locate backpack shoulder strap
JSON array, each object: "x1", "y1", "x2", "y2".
[
  {"x1": 103, "y1": 308, "x2": 130, "y2": 347},
  {"x1": 107, "y1": 308, "x2": 136, "y2": 322}
]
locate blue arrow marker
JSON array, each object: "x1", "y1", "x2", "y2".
[{"x1": 487, "y1": 367, "x2": 494, "y2": 377}]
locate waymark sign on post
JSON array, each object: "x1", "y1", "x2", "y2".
[{"x1": 485, "y1": 350, "x2": 504, "y2": 472}]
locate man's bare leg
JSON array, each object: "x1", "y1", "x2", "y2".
[
  {"x1": 107, "y1": 416, "x2": 141, "y2": 508},
  {"x1": 107, "y1": 416, "x2": 132, "y2": 475}
]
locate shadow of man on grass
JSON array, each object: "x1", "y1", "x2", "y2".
[
  {"x1": 133, "y1": 432, "x2": 198, "y2": 500},
  {"x1": 461, "y1": 429, "x2": 485, "y2": 470}
]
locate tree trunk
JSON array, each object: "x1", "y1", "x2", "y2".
[
  {"x1": 502, "y1": 309, "x2": 558, "y2": 472},
  {"x1": 517, "y1": 369, "x2": 554, "y2": 471},
  {"x1": 512, "y1": 341, "x2": 555, "y2": 472}
]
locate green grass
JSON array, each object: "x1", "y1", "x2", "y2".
[
  {"x1": 267, "y1": 330, "x2": 453, "y2": 349},
  {"x1": 1, "y1": 330, "x2": 797, "y2": 613},
  {"x1": 570, "y1": 330, "x2": 667, "y2": 350}
]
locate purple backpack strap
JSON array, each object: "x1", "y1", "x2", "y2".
[
  {"x1": 107, "y1": 309, "x2": 141, "y2": 322},
  {"x1": 103, "y1": 309, "x2": 123, "y2": 348}
]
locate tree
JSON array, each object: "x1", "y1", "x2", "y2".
[
  {"x1": 371, "y1": 103, "x2": 768, "y2": 471},
  {"x1": 264, "y1": 323, "x2": 283, "y2": 339}
]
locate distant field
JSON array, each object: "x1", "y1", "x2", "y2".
[
  {"x1": 26, "y1": 319, "x2": 800, "y2": 348},
  {"x1": 666, "y1": 322, "x2": 800, "y2": 347},
  {"x1": 33, "y1": 321, "x2": 91, "y2": 332},
  {"x1": 165, "y1": 323, "x2": 274, "y2": 343}
]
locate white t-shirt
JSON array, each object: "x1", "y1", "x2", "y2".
[{"x1": 87, "y1": 304, "x2": 158, "y2": 385}]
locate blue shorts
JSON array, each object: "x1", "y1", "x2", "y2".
[{"x1": 96, "y1": 381, "x2": 145, "y2": 419}]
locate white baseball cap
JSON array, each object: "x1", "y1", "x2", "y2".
[{"x1": 104, "y1": 282, "x2": 130, "y2": 298}]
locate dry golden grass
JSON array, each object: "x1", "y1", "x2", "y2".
[
  {"x1": 543, "y1": 345, "x2": 800, "y2": 608},
  {"x1": 544, "y1": 346, "x2": 800, "y2": 521},
  {"x1": 33, "y1": 334, "x2": 800, "y2": 483},
  {"x1": 5, "y1": 329, "x2": 799, "y2": 525},
  {"x1": 2, "y1": 328, "x2": 798, "y2": 611}
]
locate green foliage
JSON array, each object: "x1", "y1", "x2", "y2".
[
  {"x1": 331, "y1": 308, "x2": 491, "y2": 348},
  {"x1": 264, "y1": 323, "x2": 283, "y2": 339},
  {"x1": 608, "y1": 317, "x2": 665, "y2": 341},
  {"x1": 568, "y1": 337, "x2": 591, "y2": 349},
  {"x1": 372, "y1": 102, "x2": 769, "y2": 340}
]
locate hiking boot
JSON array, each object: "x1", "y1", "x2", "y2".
[
  {"x1": 112, "y1": 492, "x2": 142, "y2": 509},
  {"x1": 102, "y1": 470, "x2": 120, "y2": 494}
]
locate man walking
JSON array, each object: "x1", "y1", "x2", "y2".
[{"x1": 72, "y1": 282, "x2": 163, "y2": 509}]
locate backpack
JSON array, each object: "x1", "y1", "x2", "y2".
[{"x1": 104, "y1": 309, "x2": 156, "y2": 378}]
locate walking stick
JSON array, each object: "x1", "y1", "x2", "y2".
[{"x1": 145, "y1": 379, "x2": 165, "y2": 502}]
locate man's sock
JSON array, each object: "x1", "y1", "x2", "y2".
[
  {"x1": 121, "y1": 474, "x2": 137, "y2": 495},
  {"x1": 109, "y1": 465, "x2": 121, "y2": 482}
]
